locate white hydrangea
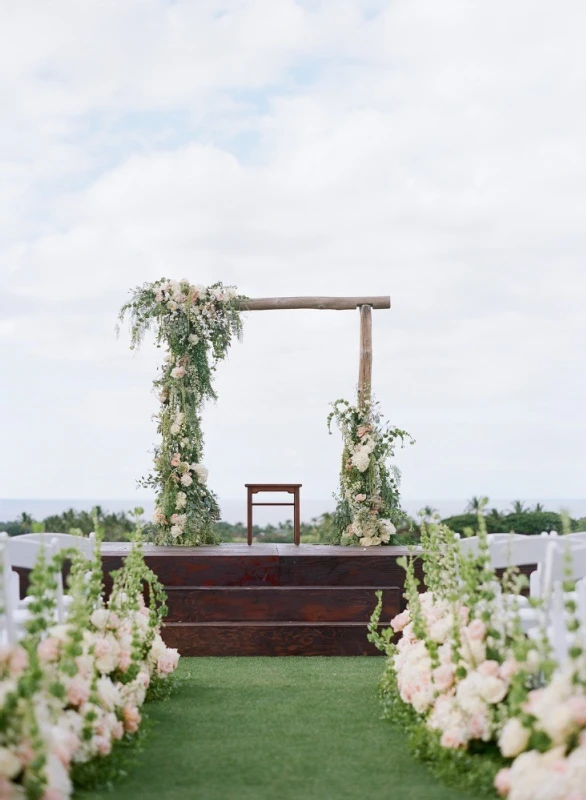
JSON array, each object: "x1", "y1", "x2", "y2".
[{"x1": 351, "y1": 448, "x2": 371, "y2": 473}]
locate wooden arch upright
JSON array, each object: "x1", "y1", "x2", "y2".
[{"x1": 234, "y1": 296, "x2": 391, "y2": 408}]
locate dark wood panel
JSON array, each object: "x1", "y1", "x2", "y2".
[
  {"x1": 164, "y1": 586, "x2": 400, "y2": 623},
  {"x1": 102, "y1": 554, "x2": 280, "y2": 587},
  {"x1": 162, "y1": 622, "x2": 383, "y2": 656},
  {"x1": 279, "y1": 554, "x2": 409, "y2": 587}
]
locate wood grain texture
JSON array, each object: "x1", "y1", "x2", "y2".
[
  {"x1": 161, "y1": 622, "x2": 384, "y2": 656},
  {"x1": 236, "y1": 296, "x2": 391, "y2": 311},
  {"x1": 358, "y1": 303, "x2": 373, "y2": 407},
  {"x1": 165, "y1": 586, "x2": 400, "y2": 623}
]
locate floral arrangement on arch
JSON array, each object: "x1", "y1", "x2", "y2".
[
  {"x1": 0, "y1": 526, "x2": 180, "y2": 799},
  {"x1": 369, "y1": 514, "x2": 586, "y2": 800},
  {"x1": 119, "y1": 279, "x2": 244, "y2": 545},
  {"x1": 327, "y1": 398, "x2": 413, "y2": 546}
]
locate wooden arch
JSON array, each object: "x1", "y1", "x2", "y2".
[{"x1": 234, "y1": 296, "x2": 391, "y2": 408}]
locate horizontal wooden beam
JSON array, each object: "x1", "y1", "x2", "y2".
[{"x1": 235, "y1": 296, "x2": 391, "y2": 311}]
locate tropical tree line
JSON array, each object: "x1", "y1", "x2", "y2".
[{"x1": 1, "y1": 498, "x2": 584, "y2": 543}]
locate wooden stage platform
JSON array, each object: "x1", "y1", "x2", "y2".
[{"x1": 101, "y1": 543, "x2": 411, "y2": 656}]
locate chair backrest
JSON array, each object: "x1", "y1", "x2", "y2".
[
  {"x1": 489, "y1": 535, "x2": 552, "y2": 570},
  {"x1": 7, "y1": 536, "x2": 59, "y2": 569},
  {"x1": 16, "y1": 532, "x2": 96, "y2": 558},
  {"x1": 543, "y1": 540, "x2": 586, "y2": 589},
  {"x1": 6, "y1": 535, "x2": 65, "y2": 622},
  {"x1": 457, "y1": 533, "x2": 526, "y2": 558},
  {"x1": 0, "y1": 532, "x2": 16, "y2": 644}
]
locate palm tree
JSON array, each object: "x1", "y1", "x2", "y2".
[
  {"x1": 465, "y1": 496, "x2": 489, "y2": 514},
  {"x1": 421, "y1": 505, "x2": 438, "y2": 521},
  {"x1": 511, "y1": 500, "x2": 527, "y2": 514},
  {"x1": 19, "y1": 512, "x2": 33, "y2": 533},
  {"x1": 534, "y1": 502, "x2": 545, "y2": 513}
]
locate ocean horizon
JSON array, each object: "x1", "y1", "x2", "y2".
[{"x1": 2, "y1": 497, "x2": 586, "y2": 525}]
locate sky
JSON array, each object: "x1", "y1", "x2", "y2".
[{"x1": 1, "y1": 0, "x2": 585, "y2": 517}]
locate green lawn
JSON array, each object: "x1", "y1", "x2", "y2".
[{"x1": 79, "y1": 657, "x2": 482, "y2": 800}]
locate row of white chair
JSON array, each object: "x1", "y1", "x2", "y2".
[
  {"x1": 1, "y1": 532, "x2": 96, "y2": 645},
  {"x1": 457, "y1": 531, "x2": 586, "y2": 663}
]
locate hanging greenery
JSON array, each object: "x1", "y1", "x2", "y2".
[
  {"x1": 327, "y1": 398, "x2": 413, "y2": 546},
  {"x1": 119, "y1": 279, "x2": 245, "y2": 545}
]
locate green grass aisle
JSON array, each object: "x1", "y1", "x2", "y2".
[{"x1": 80, "y1": 657, "x2": 481, "y2": 800}]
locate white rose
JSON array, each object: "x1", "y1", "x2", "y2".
[
  {"x1": 90, "y1": 609, "x2": 110, "y2": 630},
  {"x1": 188, "y1": 334, "x2": 200, "y2": 344},
  {"x1": 96, "y1": 677, "x2": 122, "y2": 712},
  {"x1": 170, "y1": 525, "x2": 183, "y2": 537},
  {"x1": 175, "y1": 492, "x2": 187, "y2": 509},
  {"x1": 480, "y1": 676, "x2": 508, "y2": 705},
  {"x1": 351, "y1": 449, "x2": 370, "y2": 473},
  {"x1": 543, "y1": 705, "x2": 576, "y2": 745},
  {"x1": 0, "y1": 746, "x2": 21, "y2": 779},
  {"x1": 192, "y1": 464, "x2": 209, "y2": 483},
  {"x1": 45, "y1": 753, "x2": 72, "y2": 797},
  {"x1": 170, "y1": 423, "x2": 181, "y2": 435},
  {"x1": 499, "y1": 718, "x2": 530, "y2": 757},
  {"x1": 429, "y1": 615, "x2": 453, "y2": 644},
  {"x1": 167, "y1": 300, "x2": 178, "y2": 312}
]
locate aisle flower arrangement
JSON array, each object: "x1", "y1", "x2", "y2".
[
  {"x1": 119, "y1": 279, "x2": 245, "y2": 545},
  {"x1": 370, "y1": 515, "x2": 586, "y2": 799},
  {"x1": 327, "y1": 398, "x2": 413, "y2": 546},
  {"x1": 0, "y1": 529, "x2": 180, "y2": 799}
]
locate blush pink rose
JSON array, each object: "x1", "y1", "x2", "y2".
[
  {"x1": 112, "y1": 721, "x2": 124, "y2": 740},
  {"x1": 432, "y1": 664, "x2": 455, "y2": 692},
  {"x1": 478, "y1": 660, "x2": 499, "y2": 677},
  {"x1": 466, "y1": 620, "x2": 486, "y2": 641},
  {"x1": 469, "y1": 713, "x2": 488, "y2": 739},
  {"x1": 118, "y1": 650, "x2": 132, "y2": 672},
  {"x1": 494, "y1": 768, "x2": 511, "y2": 797},
  {"x1": 123, "y1": 705, "x2": 141, "y2": 734},
  {"x1": 440, "y1": 729, "x2": 466, "y2": 749},
  {"x1": 391, "y1": 610, "x2": 410, "y2": 633},
  {"x1": 568, "y1": 696, "x2": 586, "y2": 726},
  {"x1": 171, "y1": 453, "x2": 182, "y2": 467},
  {"x1": 499, "y1": 660, "x2": 519, "y2": 681},
  {"x1": 138, "y1": 671, "x2": 150, "y2": 688},
  {"x1": 37, "y1": 637, "x2": 60, "y2": 663},
  {"x1": 96, "y1": 736, "x2": 112, "y2": 757},
  {"x1": 67, "y1": 677, "x2": 90, "y2": 707},
  {"x1": 9, "y1": 646, "x2": 28, "y2": 675},
  {"x1": 157, "y1": 649, "x2": 180, "y2": 676},
  {"x1": 355, "y1": 494, "x2": 367, "y2": 502}
]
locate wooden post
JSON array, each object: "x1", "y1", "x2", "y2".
[
  {"x1": 236, "y1": 296, "x2": 390, "y2": 311},
  {"x1": 358, "y1": 304, "x2": 372, "y2": 408}
]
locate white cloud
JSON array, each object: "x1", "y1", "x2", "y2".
[{"x1": 1, "y1": 0, "x2": 585, "y2": 512}]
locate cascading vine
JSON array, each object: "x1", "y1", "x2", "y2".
[
  {"x1": 327, "y1": 398, "x2": 413, "y2": 546},
  {"x1": 119, "y1": 279, "x2": 244, "y2": 545}
]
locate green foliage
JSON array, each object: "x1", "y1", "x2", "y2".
[
  {"x1": 327, "y1": 398, "x2": 414, "y2": 545},
  {"x1": 119, "y1": 279, "x2": 246, "y2": 545},
  {"x1": 71, "y1": 724, "x2": 149, "y2": 791}
]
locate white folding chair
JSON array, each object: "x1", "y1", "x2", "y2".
[
  {"x1": 7, "y1": 535, "x2": 62, "y2": 630},
  {"x1": 17, "y1": 531, "x2": 96, "y2": 558},
  {"x1": 457, "y1": 533, "x2": 526, "y2": 558},
  {"x1": 0, "y1": 533, "x2": 17, "y2": 645},
  {"x1": 16, "y1": 532, "x2": 96, "y2": 621},
  {"x1": 529, "y1": 541, "x2": 586, "y2": 664}
]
